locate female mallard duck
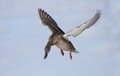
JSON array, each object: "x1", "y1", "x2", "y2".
[{"x1": 38, "y1": 8, "x2": 101, "y2": 59}]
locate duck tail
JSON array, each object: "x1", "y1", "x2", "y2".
[{"x1": 74, "y1": 50, "x2": 79, "y2": 53}]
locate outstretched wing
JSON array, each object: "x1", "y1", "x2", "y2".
[
  {"x1": 38, "y1": 8, "x2": 64, "y2": 34},
  {"x1": 63, "y1": 10, "x2": 101, "y2": 38}
]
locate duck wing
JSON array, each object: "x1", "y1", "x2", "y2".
[
  {"x1": 38, "y1": 8, "x2": 64, "y2": 34},
  {"x1": 63, "y1": 10, "x2": 101, "y2": 39}
]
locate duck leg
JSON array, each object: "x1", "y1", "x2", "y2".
[
  {"x1": 60, "y1": 49, "x2": 64, "y2": 56},
  {"x1": 69, "y1": 51, "x2": 72, "y2": 59}
]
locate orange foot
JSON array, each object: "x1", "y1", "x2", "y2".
[
  {"x1": 60, "y1": 49, "x2": 64, "y2": 56},
  {"x1": 69, "y1": 52, "x2": 72, "y2": 60}
]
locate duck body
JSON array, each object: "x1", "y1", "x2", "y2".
[
  {"x1": 46, "y1": 33, "x2": 77, "y2": 59},
  {"x1": 49, "y1": 33, "x2": 76, "y2": 52}
]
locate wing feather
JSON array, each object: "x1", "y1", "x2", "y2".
[
  {"x1": 63, "y1": 10, "x2": 101, "y2": 38},
  {"x1": 38, "y1": 8, "x2": 64, "y2": 34}
]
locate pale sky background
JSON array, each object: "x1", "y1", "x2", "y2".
[{"x1": 0, "y1": 0, "x2": 120, "y2": 76}]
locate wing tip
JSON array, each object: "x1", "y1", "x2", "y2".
[
  {"x1": 38, "y1": 8, "x2": 41, "y2": 12},
  {"x1": 96, "y1": 9, "x2": 101, "y2": 16},
  {"x1": 38, "y1": 8, "x2": 44, "y2": 13}
]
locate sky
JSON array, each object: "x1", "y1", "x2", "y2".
[{"x1": 0, "y1": 0, "x2": 120, "y2": 76}]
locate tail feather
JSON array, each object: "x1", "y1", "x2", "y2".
[{"x1": 74, "y1": 50, "x2": 79, "y2": 53}]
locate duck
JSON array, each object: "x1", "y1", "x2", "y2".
[{"x1": 38, "y1": 8, "x2": 101, "y2": 59}]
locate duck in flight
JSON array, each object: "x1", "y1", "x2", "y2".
[{"x1": 38, "y1": 8, "x2": 101, "y2": 59}]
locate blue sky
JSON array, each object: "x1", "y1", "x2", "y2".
[{"x1": 0, "y1": 0, "x2": 120, "y2": 76}]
